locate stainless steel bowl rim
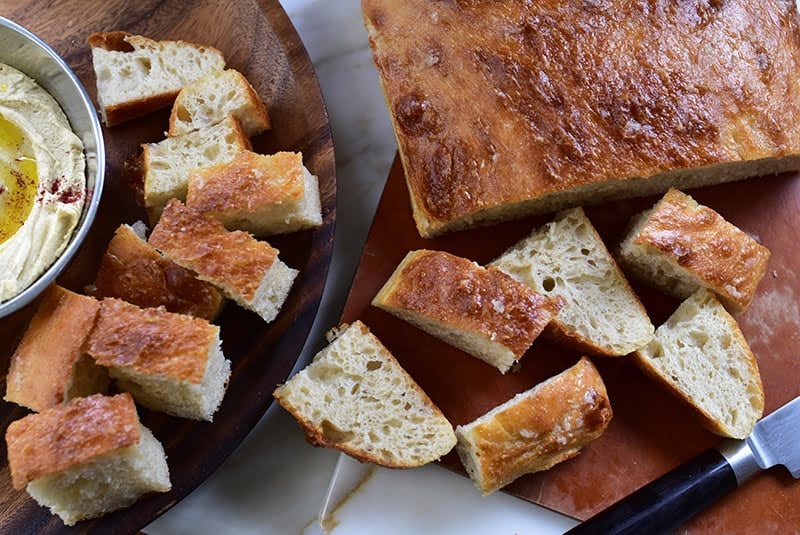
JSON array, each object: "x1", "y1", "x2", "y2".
[{"x1": 0, "y1": 16, "x2": 105, "y2": 318}]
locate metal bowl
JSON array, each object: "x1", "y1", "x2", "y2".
[{"x1": 0, "y1": 17, "x2": 105, "y2": 318}]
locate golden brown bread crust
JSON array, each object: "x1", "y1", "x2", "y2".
[
  {"x1": 6, "y1": 393, "x2": 140, "y2": 489},
  {"x1": 86, "y1": 298, "x2": 217, "y2": 384},
  {"x1": 92, "y1": 224, "x2": 225, "y2": 320},
  {"x1": 634, "y1": 189, "x2": 770, "y2": 313},
  {"x1": 186, "y1": 151, "x2": 304, "y2": 214},
  {"x1": 457, "y1": 357, "x2": 612, "y2": 494},
  {"x1": 4, "y1": 286, "x2": 100, "y2": 412},
  {"x1": 363, "y1": 0, "x2": 800, "y2": 237},
  {"x1": 148, "y1": 199, "x2": 278, "y2": 301},
  {"x1": 373, "y1": 250, "x2": 562, "y2": 359}
]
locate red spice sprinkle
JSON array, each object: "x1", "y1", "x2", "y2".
[
  {"x1": 0, "y1": 185, "x2": 5, "y2": 195},
  {"x1": 48, "y1": 176, "x2": 63, "y2": 194},
  {"x1": 57, "y1": 186, "x2": 83, "y2": 204}
]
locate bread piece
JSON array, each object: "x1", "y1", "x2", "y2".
[
  {"x1": 91, "y1": 223, "x2": 225, "y2": 320},
  {"x1": 634, "y1": 289, "x2": 764, "y2": 439},
  {"x1": 186, "y1": 150, "x2": 322, "y2": 236},
  {"x1": 372, "y1": 250, "x2": 562, "y2": 373},
  {"x1": 149, "y1": 199, "x2": 297, "y2": 323},
  {"x1": 142, "y1": 115, "x2": 250, "y2": 218},
  {"x1": 6, "y1": 393, "x2": 170, "y2": 526},
  {"x1": 86, "y1": 299, "x2": 231, "y2": 421},
  {"x1": 619, "y1": 189, "x2": 770, "y2": 314},
  {"x1": 274, "y1": 321, "x2": 456, "y2": 467},
  {"x1": 491, "y1": 208, "x2": 654, "y2": 356},
  {"x1": 5, "y1": 285, "x2": 108, "y2": 412},
  {"x1": 363, "y1": 0, "x2": 800, "y2": 237},
  {"x1": 456, "y1": 357, "x2": 612, "y2": 494},
  {"x1": 88, "y1": 31, "x2": 225, "y2": 126},
  {"x1": 169, "y1": 69, "x2": 271, "y2": 136}
]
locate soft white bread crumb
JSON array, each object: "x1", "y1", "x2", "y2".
[
  {"x1": 169, "y1": 69, "x2": 271, "y2": 136},
  {"x1": 634, "y1": 289, "x2": 764, "y2": 439},
  {"x1": 27, "y1": 423, "x2": 170, "y2": 526},
  {"x1": 491, "y1": 207, "x2": 654, "y2": 356},
  {"x1": 89, "y1": 32, "x2": 225, "y2": 126},
  {"x1": 618, "y1": 188, "x2": 771, "y2": 315},
  {"x1": 273, "y1": 321, "x2": 457, "y2": 467},
  {"x1": 186, "y1": 150, "x2": 323, "y2": 237},
  {"x1": 142, "y1": 116, "x2": 250, "y2": 217}
]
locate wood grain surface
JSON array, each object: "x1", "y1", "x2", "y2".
[
  {"x1": 0, "y1": 1, "x2": 335, "y2": 533},
  {"x1": 341, "y1": 155, "x2": 800, "y2": 534}
]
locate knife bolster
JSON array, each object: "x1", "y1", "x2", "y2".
[{"x1": 718, "y1": 439, "x2": 761, "y2": 484}]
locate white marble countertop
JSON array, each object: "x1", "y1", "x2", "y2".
[{"x1": 147, "y1": 1, "x2": 578, "y2": 533}]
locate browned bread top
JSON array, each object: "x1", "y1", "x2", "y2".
[
  {"x1": 92, "y1": 224, "x2": 225, "y2": 320},
  {"x1": 148, "y1": 199, "x2": 279, "y2": 301},
  {"x1": 374, "y1": 250, "x2": 563, "y2": 358},
  {"x1": 186, "y1": 151, "x2": 305, "y2": 214},
  {"x1": 6, "y1": 393, "x2": 140, "y2": 489},
  {"x1": 363, "y1": 0, "x2": 800, "y2": 236},
  {"x1": 457, "y1": 357, "x2": 612, "y2": 493},
  {"x1": 5, "y1": 285, "x2": 100, "y2": 412},
  {"x1": 86, "y1": 298, "x2": 217, "y2": 384},
  {"x1": 632, "y1": 188, "x2": 770, "y2": 313}
]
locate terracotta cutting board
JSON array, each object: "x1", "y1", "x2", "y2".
[
  {"x1": 0, "y1": 1, "x2": 335, "y2": 533},
  {"x1": 341, "y1": 155, "x2": 800, "y2": 533}
]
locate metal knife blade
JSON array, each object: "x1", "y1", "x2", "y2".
[{"x1": 748, "y1": 395, "x2": 800, "y2": 477}]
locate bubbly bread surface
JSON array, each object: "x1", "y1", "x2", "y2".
[
  {"x1": 89, "y1": 31, "x2": 225, "y2": 126},
  {"x1": 274, "y1": 321, "x2": 457, "y2": 467},
  {"x1": 456, "y1": 357, "x2": 612, "y2": 494},
  {"x1": 169, "y1": 69, "x2": 271, "y2": 136},
  {"x1": 373, "y1": 250, "x2": 562, "y2": 373},
  {"x1": 363, "y1": 0, "x2": 800, "y2": 237},
  {"x1": 5, "y1": 285, "x2": 107, "y2": 412},
  {"x1": 186, "y1": 150, "x2": 322, "y2": 236},
  {"x1": 149, "y1": 200, "x2": 297, "y2": 322},
  {"x1": 87, "y1": 298, "x2": 217, "y2": 384},
  {"x1": 6, "y1": 393, "x2": 140, "y2": 489},
  {"x1": 619, "y1": 188, "x2": 770, "y2": 314},
  {"x1": 635, "y1": 289, "x2": 764, "y2": 439},
  {"x1": 492, "y1": 208, "x2": 653, "y2": 356},
  {"x1": 92, "y1": 224, "x2": 225, "y2": 320},
  {"x1": 143, "y1": 116, "x2": 250, "y2": 213}
]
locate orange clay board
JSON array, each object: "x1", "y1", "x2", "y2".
[{"x1": 340, "y1": 155, "x2": 800, "y2": 533}]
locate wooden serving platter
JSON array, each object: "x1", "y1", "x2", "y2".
[
  {"x1": 341, "y1": 155, "x2": 800, "y2": 533},
  {"x1": 0, "y1": 1, "x2": 335, "y2": 533}
]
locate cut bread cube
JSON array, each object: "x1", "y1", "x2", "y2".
[
  {"x1": 86, "y1": 299, "x2": 231, "y2": 421},
  {"x1": 88, "y1": 31, "x2": 225, "y2": 126},
  {"x1": 186, "y1": 150, "x2": 323, "y2": 236},
  {"x1": 619, "y1": 188, "x2": 770, "y2": 314},
  {"x1": 6, "y1": 393, "x2": 170, "y2": 526},
  {"x1": 634, "y1": 289, "x2": 764, "y2": 439},
  {"x1": 91, "y1": 223, "x2": 225, "y2": 320},
  {"x1": 456, "y1": 357, "x2": 612, "y2": 494},
  {"x1": 5, "y1": 285, "x2": 108, "y2": 412},
  {"x1": 142, "y1": 115, "x2": 250, "y2": 218},
  {"x1": 274, "y1": 321, "x2": 457, "y2": 467},
  {"x1": 149, "y1": 199, "x2": 297, "y2": 323},
  {"x1": 169, "y1": 69, "x2": 271, "y2": 136},
  {"x1": 491, "y1": 207, "x2": 654, "y2": 356},
  {"x1": 373, "y1": 250, "x2": 562, "y2": 373}
]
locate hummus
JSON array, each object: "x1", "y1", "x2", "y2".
[{"x1": 0, "y1": 63, "x2": 86, "y2": 302}]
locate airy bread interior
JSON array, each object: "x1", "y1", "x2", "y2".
[
  {"x1": 143, "y1": 117, "x2": 248, "y2": 213},
  {"x1": 26, "y1": 423, "x2": 170, "y2": 526},
  {"x1": 90, "y1": 33, "x2": 225, "y2": 125},
  {"x1": 110, "y1": 335, "x2": 231, "y2": 422},
  {"x1": 242, "y1": 258, "x2": 298, "y2": 323},
  {"x1": 491, "y1": 208, "x2": 653, "y2": 356},
  {"x1": 635, "y1": 289, "x2": 764, "y2": 439},
  {"x1": 169, "y1": 69, "x2": 270, "y2": 136},
  {"x1": 274, "y1": 322, "x2": 456, "y2": 467}
]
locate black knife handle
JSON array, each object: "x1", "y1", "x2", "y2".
[{"x1": 565, "y1": 449, "x2": 738, "y2": 535}]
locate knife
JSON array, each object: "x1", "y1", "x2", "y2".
[{"x1": 565, "y1": 395, "x2": 800, "y2": 534}]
